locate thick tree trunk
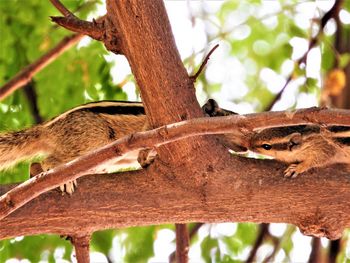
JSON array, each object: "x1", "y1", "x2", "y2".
[{"x1": 105, "y1": 0, "x2": 223, "y2": 175}]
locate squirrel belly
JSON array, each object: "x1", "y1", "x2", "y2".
[{"x1": 0, "y1": 126, "x2": 51, "y2": 170}]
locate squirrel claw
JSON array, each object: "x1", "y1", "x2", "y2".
[
  {"x1": 59, "y1": 180, "x2": 77, "y2": 195},
  {"x1": 284, "y1": 164, "x2": 299, "y2": 178}
]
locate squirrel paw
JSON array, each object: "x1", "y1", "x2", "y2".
[
  {"x1": 284, "y1": 164, "x2": 300, "y2": 178},
  {"x1": 137, "y1": 148, "x2": 156, "y2": 168},
  {"x1": 59, "y1": 180, "x2": 77, "y2": 195}
]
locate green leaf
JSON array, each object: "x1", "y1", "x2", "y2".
[
  {"x1": 123, "y1": 226, "x2": 155, "y2": 263},
  {"x1": 91, "y1": 229, "x2": 116, "y2": 256},
  {"x1": 289, "y1": 24, "x2": 307, "y2": 38},
  {"x1": 201, "y1": 236, "x2": 220, "y2": 263},
  {"x1": 321, "y1": 41, "x2": 335, "y2": 71},
  {"x1": 339, "y1": 53, "x2": 350, "y2": 69}
]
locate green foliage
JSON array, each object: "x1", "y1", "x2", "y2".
[
  {"x1": 91, "y1": 229, "x2": 116, "y2": 256},
  {"x1": 122, "y1": 226, "x2": 155, "y2": 263},
  {"x1": 0, "y1": 235, "x2": 72, "y2": 262}
]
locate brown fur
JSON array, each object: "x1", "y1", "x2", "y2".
[
  {"x1": 250, "y1": 128, "x2": 350, "y2": 177},
  {"x1": 0, "y1": 103, "x2": 146, "y2": 175},
  {"x1": 0, "y1": 99, "x2": 240, "y2": 186}
]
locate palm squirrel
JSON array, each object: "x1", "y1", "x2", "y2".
[
  {"x1": 1, "y1": 99, "x2": 348, "y2": 193},
  {"x1": 0, "y1": 99, "x2": 240, "y2": 194},
  {"x1": 250, "y1": 124, "x2": 350, "y2": 178}
]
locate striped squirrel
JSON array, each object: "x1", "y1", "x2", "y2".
[
  {"x1": 2, "y1": 99, "x2": 347, "y2": 193},
  {"x1": 0, "y1": 99, "x2": 239, "y2": 194},
  {"x1": 250, "y1": 124, "x2": 350, "y2": 178}
]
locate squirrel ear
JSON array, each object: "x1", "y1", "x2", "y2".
[
  {"x1": 289, "y1": 132, "x2": 302, "y2": 150},
  {"x1": 202, "y1": 99, "x2": 219, "y2": 116}
]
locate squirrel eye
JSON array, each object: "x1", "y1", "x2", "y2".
[{"x1": 261, "y1": 144, "x2": 272, "y2": 150}]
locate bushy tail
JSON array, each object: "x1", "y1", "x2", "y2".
[{"x1": 0, "y1": 126, "x2": 49, "y2": 170}]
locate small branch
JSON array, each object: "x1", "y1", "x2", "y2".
[
  {"x1": 245, "y1": 223, "x2": 269, "y2": 263},
  {"x1": 175, "y1": 224, "x2": 189, "y2": 263},
  {"x1": 50, "y1": 0, "x2": 74, "y2": 17},
  {"x1": 262, "y1": 225, "x2": 295, "y2": 263},
  {"x1": 23, "y1": 82, "x2": 43, "y2": 124},
  {"x1": 0, "y1": 34, "x2": 82, "y2": 101},
  {"x1": 71, "y1": 234, "x2": 91, "y2": 263},
  {"x1": 1, "y1": 108, "x2": 350, "y2": 220},
  {"x1": 265, "y1": 0, "x2": 343, "y2": 111},
  {"x1": 190, "y1": 44, "x2": 219, "y2": 83},
  {"x1": 189, "y1": 223, "x2": 204, "y2": 237},
  {"x1": 328, "y1": 239, "x2": 341, "y2": 263},
  {"x1": 308, "y1": 238, "x2": 321, "y2": 263},
  {"x1": 262, "y1": 235, "x2": 280, "y2": 263},
  {"x1": 169, "y1": 223, "x2": 204, "y2": 263},
  {"x1": 264, "y1": 75, "x2": 292, "y2": 111},
  {"x1": 50, "y1": 16, "x2": 105, "y2": 41},
  {"x1": 50, "y1": 0, "x2": 105, "y2": 41}
]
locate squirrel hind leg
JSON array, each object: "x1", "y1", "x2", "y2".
[
  {"x1": 41, "y1": 156, "x2": 77, "y2": 195},
  {"x1": 137, "y1": 148, "x2": 157, "y2": 168},
  {"x1": 30, "y1": 163, "x2": 44, "y2": 177}
]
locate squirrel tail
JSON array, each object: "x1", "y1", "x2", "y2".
[{"x1": 0, "y1": 126, "x2": 49, "y2": 170}]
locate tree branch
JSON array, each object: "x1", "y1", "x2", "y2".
[
  {"x1": 169, "y1": 223, "x2": 204, "y2": 263},
  {"x1": 1, "y1": 155, "x2": 350, "y2": 240},
  {"x1": 308, "y1": 238, "x2": 321, "y2": 263},
  {"x1": 190, "y1": 44, "x2": 219, "y2": 83},
  {"x1": 50, "y1": 0, "x2": 105, "y2": 42},
  {"x1": 245, "y1": 223, "x2": 269, "y2": 263},
  {"x1": 50, "y1": 16, "x2": 105, "y2": 41},
  {"x1": 175, "y1": 224, "x2": 189, "y2": 263},
  {"x1": 1, "y1": 108, "x2": 350, "y2": 221},
  {"x1": 0, "y1": 108, "x2": 350, "y2": 239},
  {"x1": 23, "y1": 81, "x2": 43, "y2": 124},
  {"x1": 71, "y1": 234, "x2": 91, "y2": 263},
  {"x1": 328, "y1": 239, "x2": 341, "y2": 263},
  {"x1": 265, "y1": 0, "x2": 344, "y2": 111},
  {"x1": 50, "y1": 0, "x2": 74, "y2": 17},
  {"x1": 0, "y1": 34, "x2": 82, "y2": 101}
]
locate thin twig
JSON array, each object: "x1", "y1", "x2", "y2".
[
  {"x1": 245, "y1": 223, "x2": 269, "y2": 263},
  {"x1": 328, "y1": 239, "x2": 341, "y2": 263},
  {"x1": 265, "y1": 0, "x2": 344, "y2": 111},
  {"x1": 50, "y1": 0, "x2": 75, "y2": 17},
  {"x1": 264, "y1": 75, "x2": 293, "y2": 111},
  {"x1": 71, "y1": 234, "x2": 91, "y2": 263},
  {"x1": 169, "y1": 223, "x2": 204, "y2": 263},
  {"x1": 50, "y1": 0, "x2": 105, "y2": 41},
  {"x1": 308, "y1": 238, "x2": 321, "y2": 263},
  {"x1": 50, "y1": 16, "x2": 105, "y2": 40},
  {"x1": 262, "y1": 225, "x2": 295, "y2": 263},
  {"x1": 0, "y1": 34, "x2": 82, "y2": 101},
  {"x1": 23, "y1": 82, "x2": 43, "y2": 124},
  {"x1": 175, "y1": 224, "x2": 189, "y2": 263},
  {"x1": 1, "y1": 107, "x2": 350, "y2": 220},
  {"x1": 262, "y1": 235, "x2": 280, "y2": 263},
  {"x1": 190, "y1": 44, "x2": 219, "y2": 83}
]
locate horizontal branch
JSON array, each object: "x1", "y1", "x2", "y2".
[
  {"x1": 1, "y1": 156, "x2": 349, "y2": 240},
  {"x1": 0, "y1": 34, "x2": 82, "y2": 101},
  {"x1": 1, "y1": 108, "x2": 350, "y2": 222}
]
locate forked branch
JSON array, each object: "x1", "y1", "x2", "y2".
[
  {"x1": 50, "y1": 0, "x2": 105, "y2": 41},
  {"x1": 190, "y1": 44, "x2": 219, "y2": 83}
]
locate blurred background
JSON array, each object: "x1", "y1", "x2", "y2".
[{"x1": 0, "y1": 0, "x2": 350, "y2": 262}]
